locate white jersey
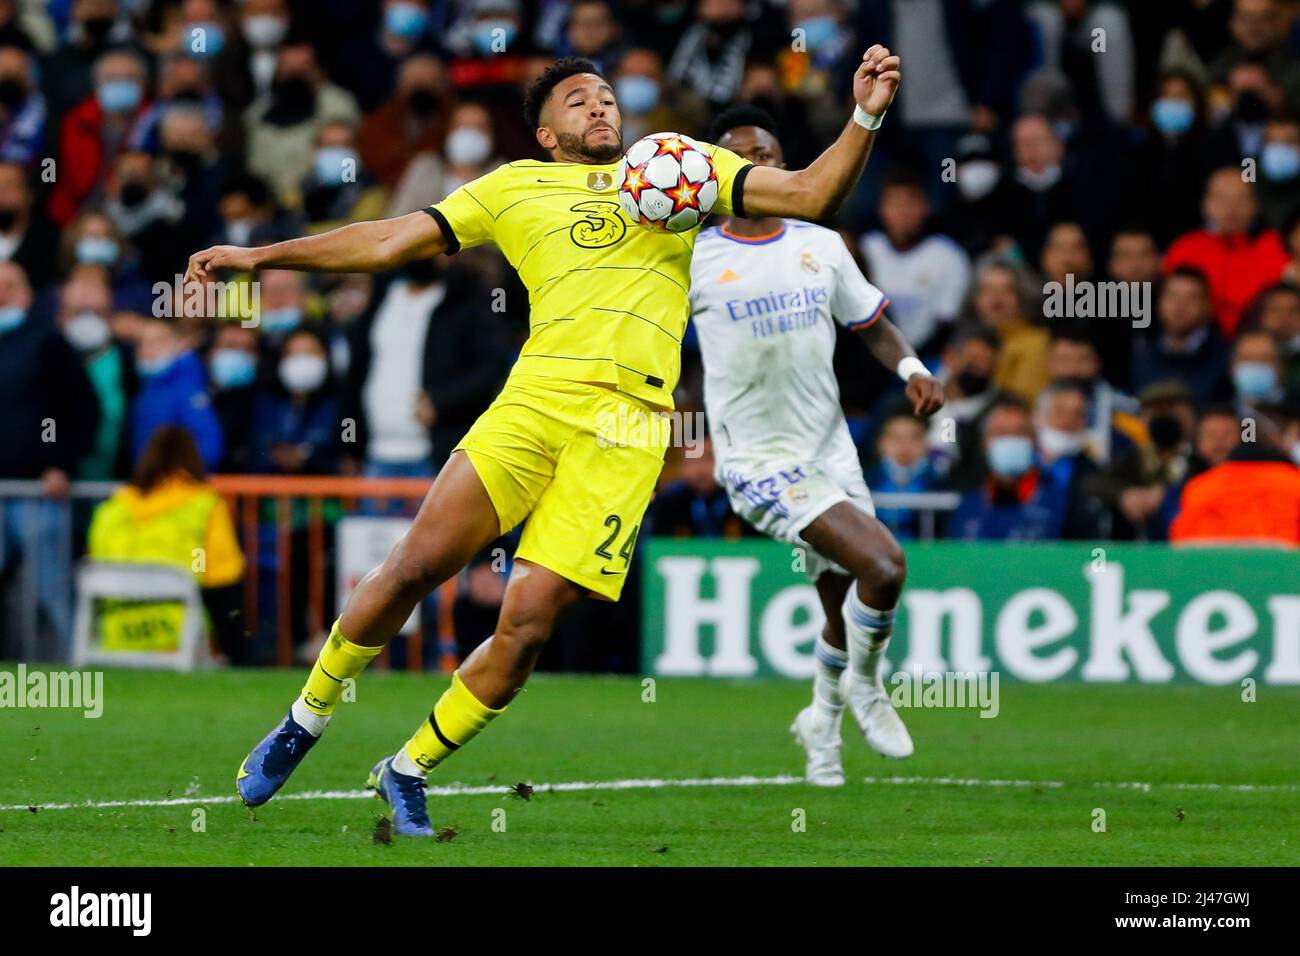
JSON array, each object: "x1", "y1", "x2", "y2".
[
  {"x1": 689, "y1": 220, "x2": 889, "y2": 474},
  {"x1": 859, "y1": 231, "x2": 970, "y2": 348}
]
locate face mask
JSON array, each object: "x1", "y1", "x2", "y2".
[
  {"x1": 796, "y1": 16, "x2": 839, "y2": 49},
  {"x1": 956, "y1": 369, "x2": 990, "y2": 396},
  {"x1": 279, "y1": 353, "x2": 328, "y2": 393},
  {"x1": 1016, "y1": 164, "x2": 1062, "y2": 192},
  {"x1": 243, "y1": 15, "x2": 289, "y2": 49},
  {"x1": 210, "y1": 347, "x2": 257, "y2": 388},
  {"x1": 987, "y1": 435, "x2": 1035, "y2": 478},
  {"x1": 137, "y1": 354, "x2": 175, "y2": 378},
  {"x1": 0, "y1": 78, "x2": 27, "y2": 112},
  {"x1": 171, "y1": 86, "x2": 204, "y2": 107},
  {"x1": 314, "y1": 146, "x2": 357, "y2": 185},
  {"x1": 168, "y1": 148, "x2": 205, "y2": 176},
  {"x1": 385, "y1": 2, "x2": 429, "y2": 39},
  {"x1": 226, "y1": 218, "x2": 256, "y2": 246},
  {"x1": 1147, "y1": 414, "x2": 1184, "y2": 450},
  {"x1": 957, "y1": 160, "x2": 1000, "y2": 202},
  {"x1": 884, "y1": 457, "x2": 928, "y2": 486},
  {"x1": 445, "y1": 126, "x2": 491, "y2": 166},
  {"x1": 97, "y1": 78, "x2": 142, "y2": 113},
  {"x1": 64, "y1": 312, "x2": 111, "y2": 353},
  {"x1": 83, "y1": 16, "x2": 116, "y2": 43},
  {"x1": 260, "y1": 306, "x2": 303, "y2": 334},
  {"x1": 407, "y1": 88, "x2": 440, "y2": 116},
  {"x1": 0, "y1": 304, "x2": 24, "y2": 333},
  {"x1": 271, "y1": 75, "x2": 315, "y2": 118},
  {"x1": 1036, "y1": 425, "x2": 1085, "y2": 459},
  {"x1": 1151, "y1": 97, "x2": 1195, "y2": 136},
  {"x1": 119, "y1": 181, "x2": 150, "y2": 208},
  {"x1": 1261, "y1": 142, "x2": 1300, "y2": 181},
  {"x1": 1236, "y1": 90, "x2": 1269, "y2": 125},
  {"x1": 615, "y1": 75, "x2": 659, "y2": 115},
  {"x1": 185, "y1": 21, "x2": 224, "y2": 57},
  {"x1": 472, "y1": 19, "x2": 517, "y2": 54},
  {"x1": 1232, "y1": 361, "x2": 1278, "y2": 399}
]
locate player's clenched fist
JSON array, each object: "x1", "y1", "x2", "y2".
[
  {"x1": 905, "y1": 373, "x2": 944, "y2": 418},
  {"x1": 184, "y1": 245, "x2": 260, "y2": 284},
  {"x1": 854, "y1": 44, "x2": 901, "y2": 117}
]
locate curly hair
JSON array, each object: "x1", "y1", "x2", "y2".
[
  {"x1": 523, "y1": 56, "x2": 604, "y2": 130},
  {"x1": 707, "y1": 104, "x2": 780, "y2": 143}
]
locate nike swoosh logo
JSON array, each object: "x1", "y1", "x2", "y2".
[
  {"x1": 537, "y1": 179, "x2": 566, "y2": 183},
  {"x1": 599, "y1": 568, "x2": 623, "y2": 575}
]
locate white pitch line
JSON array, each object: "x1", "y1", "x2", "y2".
[
  {"x1": 861, "y1": 776, "x2": 1300, "y2": 793},
  {"x1": 3, "y1": 773, "x2": 1298, "y2": 813}
]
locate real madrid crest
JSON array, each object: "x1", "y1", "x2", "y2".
[
  {"x1": 587, "y1": 171, "x2": 613, "y2": 191},
  {"x1": 800, "y1": 252, "x2": 821, "y2": 274}
]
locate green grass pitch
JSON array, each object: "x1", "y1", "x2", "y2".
[{"x1": 1, "y1": 667, "x2": 1296, "y2": 866}]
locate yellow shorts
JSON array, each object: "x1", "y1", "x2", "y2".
[{"x1": 455, "y1": 374, "x2": 671, "y2": 600}]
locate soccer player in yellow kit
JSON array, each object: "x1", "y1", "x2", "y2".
[{"x1": 186, "y1": 48, "x2": 902, "y2": 835}]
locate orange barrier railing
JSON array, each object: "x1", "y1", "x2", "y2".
[{"x1": 209, "y1": 475, "x2": 458, "y2": 671}]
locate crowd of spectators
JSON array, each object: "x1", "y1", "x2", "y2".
[{"x1": 3, "y1": 0, "x2": 1300, "y2": 658}]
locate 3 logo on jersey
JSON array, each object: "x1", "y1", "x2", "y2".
[
  {"x1": 568, "y1": 199, "x2": 626, "y2": 248},
  {"x1": 564, "y1": 173, "x2": 632, "y2": 248}
]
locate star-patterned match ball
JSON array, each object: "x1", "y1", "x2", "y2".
[{"x1": 617, "y1": 132, "x2": 719, "y2": 233}]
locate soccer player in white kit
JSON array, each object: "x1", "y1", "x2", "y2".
[{"x1": 689, "y1": 106, "x2": 945, "y2": 786}]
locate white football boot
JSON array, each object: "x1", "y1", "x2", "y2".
[
  {"x1": 789, "y1": 705, "x2": 846, "y2": 787},
  {"x1": 842, "y1": 673, "x2": 914, "y2": 758}
]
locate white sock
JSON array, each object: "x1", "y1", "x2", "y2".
[
  {"x1": 290, "y1": 697, "x2": 330, "y2": 737},
  {"x1": 392, "y1": 748, "x2": 425, "y2": 778},
  {"x1": 812, "y1": 635, "x2": 847, "y2": 725},
  {"x1": 842, "y1": 588, "x2": 895, "y2": 690}
]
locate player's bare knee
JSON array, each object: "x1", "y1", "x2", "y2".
[
  {"x1": 495, "y1": 607, "x2": 555, "y2": 657},
  {"x1": 855, "y1": 544, "x2": 907, "y2": 605},
  {"x1": 385, "y1": 543, "x2": 443, "y2": 601}
]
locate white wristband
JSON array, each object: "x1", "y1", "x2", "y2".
[
  {"x1": 897, "y1": 356, "x2": 929, "y2": 383},
  {"x1": 853, "y1": 105, "x2": 884, "y2": 131}
]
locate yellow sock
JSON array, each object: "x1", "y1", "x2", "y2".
[
  {"x1": 299, "y1": 620, "x2": 383, "y2": 718},
  {"x1": 400, "y1": 672, "x2": 505, "y2": 774}
]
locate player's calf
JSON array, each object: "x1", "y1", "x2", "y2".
[
  {"x1": 802, "y1": 506, "x2": 914, "y2": 758},
  {"x1": 457, "y1": 558, "x2": 584, "y2": 706},
  {"x1": 236, "y1": 454, "x2": 503, "y2": 806},
  {"x1": 380, "y1": 560, "x2": 581, "y2": 795}
]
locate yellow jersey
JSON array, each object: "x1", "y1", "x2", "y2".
[
  {"x1": 428, "y1": 143, "x2": 753, "y2": 409},
  {"x1": 87, "y1": 475, "x2": 244, "y2": 587}
]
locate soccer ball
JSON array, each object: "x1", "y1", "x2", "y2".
[{"x1": 617, "y1": 132, "x2": 719, "y2": 233}]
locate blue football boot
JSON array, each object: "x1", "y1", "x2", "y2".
[
  {"x1": 366, "y1": 756, "x2": 435, "y2": 837},
  {"x1": 236, "y1": 710, "x2": 320, "y2": 807}
]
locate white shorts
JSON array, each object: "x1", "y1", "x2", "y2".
[{"x1": 719, "y1": 451, "x2": 876, "y2": 581}]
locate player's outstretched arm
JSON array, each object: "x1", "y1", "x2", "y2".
[
  {"x1": 858, "y1": 315, "x2": 945, "y2": 417},
  {"x1": 184, "y1": 211, "x2": 448, "y2": 284},
  {"x1": 741, "y1": 45, "x2": 900, "y2": 222}
]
